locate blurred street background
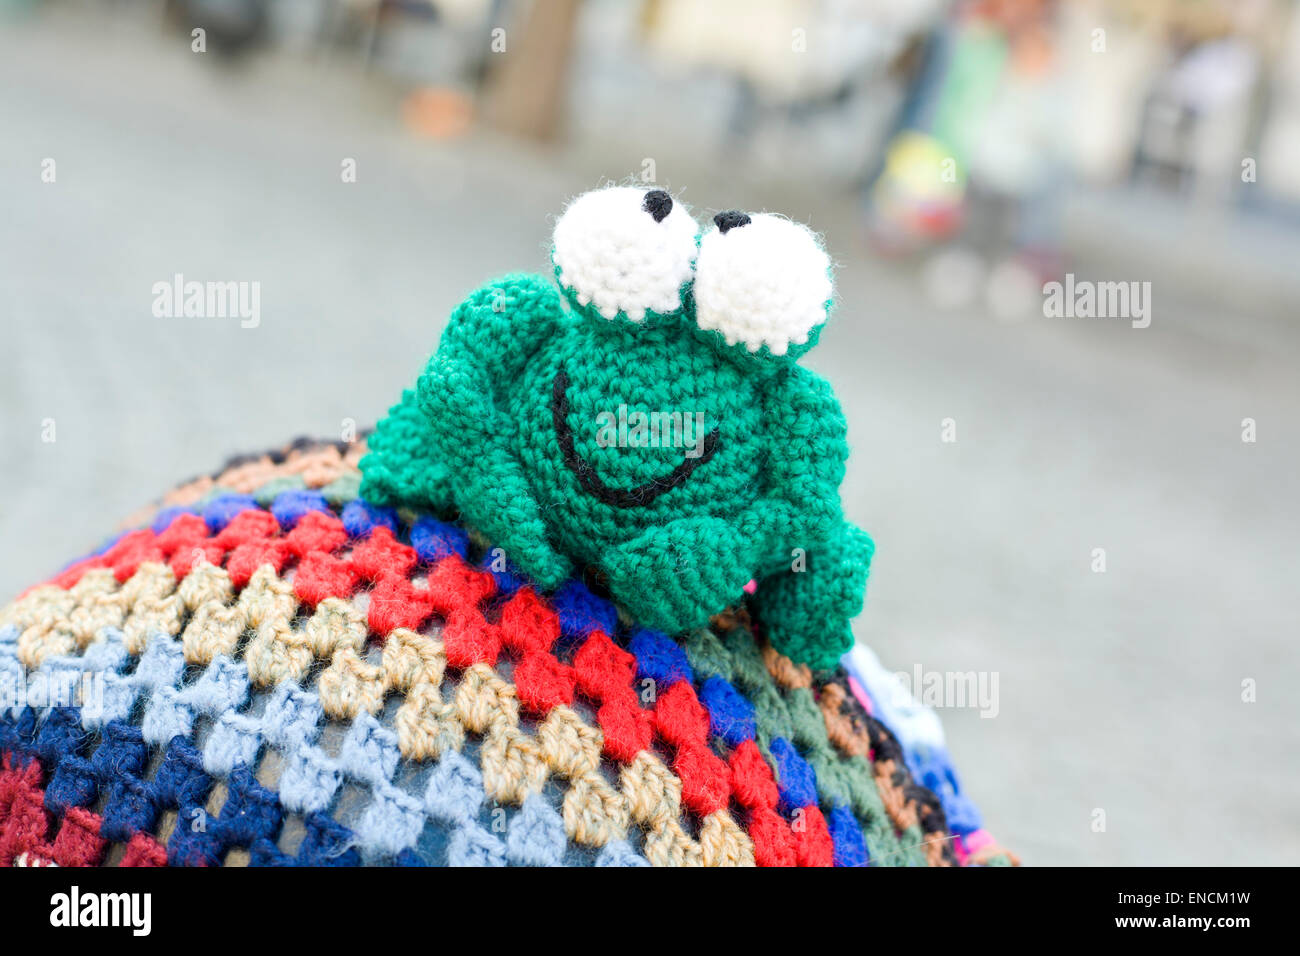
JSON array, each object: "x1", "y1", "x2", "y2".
[{"x1": 1, "y1": 0, "x2": 1297, "y2": 865}]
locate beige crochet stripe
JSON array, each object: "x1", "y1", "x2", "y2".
[{"x1": 1, "y1": 561, "x2": 754, "y2": 866}]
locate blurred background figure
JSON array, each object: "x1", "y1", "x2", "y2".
[{"x1": 2, "y1": 0, "x2": 1297, "y2": 866}]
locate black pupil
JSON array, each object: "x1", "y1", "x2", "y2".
[
  {"x1": 713, "y1": 210, "x2": 751, "y2": 234},
  {"x1": 643, "y1": 190, "x2": 673, "y2": 223}
]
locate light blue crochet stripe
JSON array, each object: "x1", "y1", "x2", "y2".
[
  {"x1": 5, "y1": 617, "x2": 651, "y2": 866},
  {"x1": 0, "y1": 625, "x2": 23, "y2": 720}
]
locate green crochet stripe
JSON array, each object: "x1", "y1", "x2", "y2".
[
  {"x1": 190, "y1": 472, "x2": 361, "y2": 512},
  {"x1": 681, "y1": 626, "x2": 923, "y2": 865}
]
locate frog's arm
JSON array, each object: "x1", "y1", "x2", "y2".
[
  {"x1": 753, "y1": 521, "x2": 873, "y2": 669},
  {"x1": 602, "y1": 514, "x2": 761, "y2": 635},
  {"x1": 747, "y1": 366, "x2": 875, "y2": 668},
  {"x1": 433, "y1": 272, "x2": 566, "y2": 382},
  {"x1": 359, "y1": 386, "x2": 454, "y2": 511},
  {"x1": 360, "y1": 274, "x2": 563, "y2": 514},
  {"x1": 416, "y1": 274, "x2": 573, "y2": 587},
  {"x1": 742, "y1": 364, "x2": 848, "y2": 550}
]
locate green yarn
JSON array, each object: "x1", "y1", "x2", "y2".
[
  {"x1": 753, "y1": 522, "x2": 874, "y2": 670},
  {"x1": 360, "y1": 388, "x2": 453, "y2": 514},
  {"x1": 678, "y1": 628, "x2": 734, "y2": 683},
  {"x1": 362, "y1": 252, "x2": 873, "y2": 666},
  {"x1": 692, "y1": 625, "x2": 911, "y2": 866},
  {"x1": 319, "y1": 471, "x2": 361, "y2": 507},
  {"x1": 717, "y1": 628, "x2": 795, "y2": 748},
  {"x1": 779, "y1": 680, "x2": 920, "y2": 863},
  {"x1": 253, "y1": 475, "x2": 306, "y2": 508}
]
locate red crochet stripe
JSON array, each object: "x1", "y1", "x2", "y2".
[
  {"x1": 120, "y1": 832, "x2": 169, "y2": 867},
  {"x1": 654, "y1": 681, "x2": 731, "y2": 816},
  {"x1": 27, "y1": 506, "x2": 820, "y2": 866},
  {"x1": 349, "y1": 526, "x2": 418, "y2": 581},
  {"x1": 368, "y1": 574, "x2": 435, "y2": 635},
  {"x1": 42, "y1": 528, "x2": 162, "y2": 592},
  {"x1": 792, "y1": 805, "x2": 835, "y2": 867},
  {"x1": 424, "y1": 555, "x2": 496, "y2": 616},
  {"x1": 498, "y1": 587, "x2": 574, "y2": 712},
  {"x1": 285, "y1": 510, "x2": 348, "y2": 558},
  {"x1": 157, "y1": 513, "x2": 222, "y2": 577},
  {"x1": 648, "y1": 673, "x2": 803, "y2": 866},
  {"x1": 573, "y1": 631, "x2": 654, "y2": 763},
  {"x1": 728, "y1": 739, "x2": 799, "y2": 867},
  {"x1": 563, "y1": 626, "x2": 802, "y2": 867},
  {"x1": 219, "y1": 510, "x2": 290, "y2": 587},
  {"x1": 294, "y1": 552, "x2": 360, "y2": 606},
  {"x1": 0, "y1": 753, "x2": 107, "y2": 867}
]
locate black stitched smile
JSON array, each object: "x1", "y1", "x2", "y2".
[{"x1": 551, "y1": 370, "x2": 720, "y2": 509}]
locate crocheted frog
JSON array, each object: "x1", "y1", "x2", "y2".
[{"x1": 361, "y1": 186, "x2": 873, "y2": 668}]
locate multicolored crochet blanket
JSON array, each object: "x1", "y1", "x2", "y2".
[{"x1": 0, "y1": 438, "x2": 1014, "y2": 867}]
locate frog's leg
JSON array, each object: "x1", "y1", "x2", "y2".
[
  {"x1": 416, "y1": 273, "x2": 574, "y2": 587},
  {"x1": 751, "y1": 521, "x2": 874, "y2": 670},
  {"x1": 363, "y1": 273, "x2": 559, "y2": 511}
]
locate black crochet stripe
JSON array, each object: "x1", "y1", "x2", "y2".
[{"x1": 551, "y1": 370, "x2": 720, "y2": 509}]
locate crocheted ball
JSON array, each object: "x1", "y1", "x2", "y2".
[{"x1": 0, "y1": 437, "x2": 1015, "y2": 867}]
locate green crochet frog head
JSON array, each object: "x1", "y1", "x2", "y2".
[{"x1": 361, "y1": 186, "x2": 873, "y2": 668}]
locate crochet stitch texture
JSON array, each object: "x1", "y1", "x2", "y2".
[
  {"x1": 360, "y1": 186, "x2": 873, "y2": 668},
  {"x1": 0, "y1": 438, "x2": 1014, "y2": 867}
]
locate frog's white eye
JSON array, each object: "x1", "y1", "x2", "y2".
[
  {"x1": 693, "y1": 212, "x2": 833, "y2": 357},
  {"x1": 553, "y1": 186, "x2": 699, "y2": 323}
]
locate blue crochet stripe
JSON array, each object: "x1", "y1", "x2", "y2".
[{"x1": 1, "y1": 703, "x2": 359, "y2": 866}]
